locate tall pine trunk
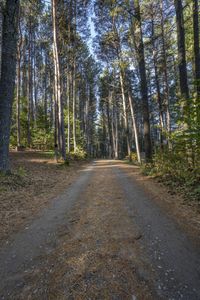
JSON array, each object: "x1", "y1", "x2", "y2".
[
  {"x1": 73, "y1": 60, "x2": 77, "y2": 153},
  {"x1": 52, "y1": 0, "x2": 66, "y2": 160},
  {"x1": 119, "y1": 69, "x2": 131, "y2": 157},
  {"x1": 151, "y1": 16, "x2": 164, "y2": 149},
  {"x1": 16, "y1": 15, "x2": 22, "y2": 149},
  {"x1": 0, "y1": 7, "x2": 3, "y2": 79},
  {"x1": 128, "y1": 92, "x2": 141, "y2": 164},
  {"x1": 174, "y1": 0, "x2": 189, "y2": 101},
  {"x1": 67, "y1": 72, "x2": 71, "y2": 154},
  {"x1": 0, "y1": 0, "x2": 20, "y2": 172},
  {"x1": 27, "y1": 21, "x2": 32, "y2": 147},
  {"x1": 160, "y1": 0, "x2": 171, "y2": 148},
  {"x1": 133, "y1": 0, "x2": 152, "y2": 161},
  {"x1": 192, "y1": 0, "x2": 200, "y2": 124}
]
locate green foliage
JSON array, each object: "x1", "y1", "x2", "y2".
[
  {"x1": 31, "y1": 127, "x2": 54, "y2": 150},
  {"x1": 130, "y1": 151, "x2": 138, "y2": 162},
  {"x1": 142, "y1": 147, "x2": 200, "y2": 201},
  {"x1": 142, "y1": 92, "x2": 200, "y2": 201},
  {"x1": 70, "y1": 147, "x2": 87, "y2": 160},
  {"x1": 17, "y1": 166, "x2": 26, "y2": 177}
]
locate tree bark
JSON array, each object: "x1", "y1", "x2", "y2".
[
  {"x1": 174, "y1": 0, "x2": 189, "y2": 101},
  {"x1": 0, "y1": 0, "x2": 20, "y2": 172},
  {"x1": 16, "y1": 12, "x2": 22, "y2": 149},
  {"x1": 0, "y1": 6, "x2": 3, "y2": 80},
  {"x1": 128, "y1": 92, "x2": 141, "y2": 164},
  {"x1": 160, "y1": 0, "x2": 171, "y2": 148},
  {"x1": 44, "y1": 53, "x2": 48, "y2": 131},
  {"x1": 27, "y1": 20, "x2": 32, "y2": 147},
  {"x1": 119, "y1": 69, "x2": 131, "y2": 157},
  {"x1": 67, "y1": 71, "x2": 71, "y2": 153},
  {"x1": 133, "y1": 0, "x2": 152, "y2": 161},
  {"x1": 192, "y1": 0, "x2": 200, "y2": 124},
  {"x1": 73, "y1": 60, "x2": 77, "y2": 152},
  {"x1": 52, "y1": 0, "x2": 66, "y2": 160},
  {"x1": 151, "y1": 16, "x2": 164, "y2": 149}
]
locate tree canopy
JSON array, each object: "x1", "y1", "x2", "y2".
[{"x1": 0, "y1": 0, "x2": 199, "y2": 183}]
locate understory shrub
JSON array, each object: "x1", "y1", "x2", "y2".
[{"x1": 142, "y1": 148, "x2": 200, "y2": 201}]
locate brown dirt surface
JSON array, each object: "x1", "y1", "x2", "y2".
[
  {"x1": 0, "y1": 151, "x2": 88, "y2": 244},
  {"x1": 119, "y1": 162, "x2": 200, "y2": 242},
  {"x1": 1, "y1": 160, "x2": 200, "y2": 299},
  {"x1": 12, "y1": 160, "x2": 156, "y2": 300}
]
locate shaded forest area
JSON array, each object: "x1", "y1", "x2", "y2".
[{"x1": 0, "y1": 0, "x2": 199, "y2": 199}]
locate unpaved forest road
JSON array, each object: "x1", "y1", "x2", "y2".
[{"x1": 0, "y1": 160, "x2": 200, "y2": 299}]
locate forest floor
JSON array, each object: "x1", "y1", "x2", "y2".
[
  {"x1": 0, "y1": 151, "x2": 88, "y2": 243},
  {"x1": 0, "y1": 157, "x2": 200, "y2": 299}
]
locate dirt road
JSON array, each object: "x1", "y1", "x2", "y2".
[{"x1": 0, "y1": 160, "x2": 200, "y2": 299}]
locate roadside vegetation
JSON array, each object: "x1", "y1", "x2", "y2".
[
  {"x1": 0, "y1": 0, "x2": 199, "y2": 206},
  {"x1": 139, "y1": 143, "x2": 200, "y2": 202}
]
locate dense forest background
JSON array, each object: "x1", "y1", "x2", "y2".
[{"x1": 0, "y1": 0, "x2": 199, "y2": 198}]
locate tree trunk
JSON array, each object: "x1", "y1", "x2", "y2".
[
  {"x1": 27, "y1": 22, "x2": 32, "y2": 147},
  {"x1": 107, "y1": 91, "x2": 113, "y2": 158},
  {"x1": 128, "y1": 92, "x2": 141, "y2": 164},
  {"x1": 52, "y1": 0, "x2": 66, "y2": 160},
  {"x1": 0, "y1": 7, "x2": 3, "y2": 80},
  {"x1": 22, "y1": 37, "x2": 27, "y2": 99},
  {"x1": 33, "y1": 33, "x2": 37, "y2": 123},
  {"x1": 0, "y1": 0, "x2": 20, "y2": 172},
  {"x1": 151, "y1": 16, "x2": 164, "y2": 149},
  {"x1": 160, "y1": 0, "x2": 171, "y2": 148},
  {"x1": 111, "y1": 108, "x2": 116, "y2": 158},
  {"x1": 73, "y1": 60, "x2": 77, "y2": 152},
  {"x1": 44, "y1": 53, "x2": 48, "y2": 131},
  {"x1": 114, "y1": 108, "x2": 119, "y2": 159},
  {"x1": 174, "y1": 0, "x2": 189, "y2": 101},
  {"x1": 16, "y1": 13, "x2": 22, "y2": 149},
  {"x1": 133, "y1": 0, "x2": 152, "y2": 161},
  {"x1": 119, "y1": 69, "x2": 131, "y2": 157},
  {"x1": 192, "y1": 0, "x2": 200, "y2": 124},
  {"x1": 67, "y1": 71, "x2": 70, "y2": 153}
]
